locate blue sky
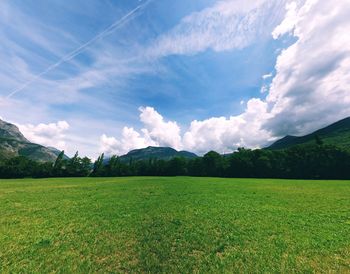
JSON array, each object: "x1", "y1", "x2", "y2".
[{"x1": 1, "y1": 0, "x2": 349, "y2": 157}]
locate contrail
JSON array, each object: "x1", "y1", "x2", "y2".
[{"x1": 6, "y1": 0, "x2": 153, "y2": 99}]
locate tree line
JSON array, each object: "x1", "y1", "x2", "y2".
[{"x1": 1, "y1": 143, "x2": 350, "y2": 179}]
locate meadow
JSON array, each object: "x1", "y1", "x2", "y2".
[{"x1": 0, "y1": 177, "x2": 349, "y2": 273}]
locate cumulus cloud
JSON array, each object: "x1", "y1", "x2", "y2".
[
  {"x1": 101, "y1": 0, "x2": 350, "y2": 156},
  {"x1": 139, "y1": 107, "x2": 182, "y2": 149},
  {"x1": 4, "y1": 0, "x2": 349, "y2": 157},
  {"x1": 100, "y1": 102, "x2": 272, "y2": 155},
  {"x1": 100, "y1": 127, "x2": 156, "y2": 156},
  {"x1": 183, "y1": 99, "x2": 272, "y2": 154},
  {"x1": 148, "y1": 0, "x2": 286, "y2": 57},
  {"x1": 271, "y1": 1, "x2": 299, "y2": 39},
  {"x1": 100, "y1": 107, "x2": 182, "y2": 156},
  {"x1": 18, "y1": 121, "x2": 70, "y2": 151},
  {"x1": 265, "y1": 0, "x2": 350, "y2": 136}
]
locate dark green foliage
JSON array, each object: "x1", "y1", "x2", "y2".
[
  {"x1": 1, "y1": 116, "x2": 350, "y2": 179},
  {"x1": 1, "y1": 144, "x2": 350, "y2": 179},
  {"x1": 91, "y1": 153, "x2": 105, "y2": 177},
  {"x1": 64, "y1": 152, "x2": 91, "y2": 177},
  {"x1": 87, "y1": 144, "x2": 350, "y2": 180},
  {"x1": 52, "y1": 150, "x2": 65, "y2": 176},
  {"x1": 166, "y1": 157, "x2": 187, "y2": 176},
  {"x1": 314, "y1": 134, "x2": 324, "y2": 146},
  {"x1": 0, "y1": 156, "x2": 37, "y2": 178},
  {"x1": 202, "y1": 151, "x2": 224, "y2": 177},
  {"x1": 0, "y1": 150, "x2": 91, "y2": 178}
]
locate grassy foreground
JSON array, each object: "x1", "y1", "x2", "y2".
[{"x1": 0, "y1": 177, "x2": 349, "y2": 273}]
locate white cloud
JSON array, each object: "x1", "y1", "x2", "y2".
[
  {"x1": 271, "y1": 1, "x2": 299, "y2": 39},
  {"x1": 100, "y1": 134, "x2": 120, "y2": 156},
  {"x1": 100, "y1": 107, "x2": 181, "y2": 156},
  {"x1": 101, "y1": 0, "x2": 350, "y2": 156},
  {"x1": 0, "y1": 1, "x2": 155, "y2": 159},
  {"x1": 17, "y1": 121, "x2": 70, "y2": 151},
  {"x1": 139, "y1": 107, "x2": 182, "y2": 149},
  {"x1": 100, "y1": 127, "x2": 156, "y2": 156},
  {"x1": 260, "y1": 85, "x2": 268, "y2": 93},
  {"x1": 262, "y1": 73, "x2": 273, "y2": 79},
  {"x1": 148, "y1": 0, "x2": 286, "y2": 57},
  {"x1": 100, "y1": 102, "x2": 272, "y2": 155},
  {"x1": 183, "y1": 99, "x2": 272, "y2": 154},
  {"x1": 3, "y1": 0, "x2": 350, "y2": 158},
  {"x1": 265, "y1": 0, "x2": 350, "y2": 136}
]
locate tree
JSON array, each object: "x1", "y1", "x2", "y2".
[
  {"x1": 226, "y1": 148, "x2": 255, "y2": 178},
  {"x1": 65, "y1": 152, "x2": 92, "y2": 177},
  {"x1": 202, "y1": 151, "x2": 223, "y2": 177},
  {"x1": 91, "y1": 153, "x2": 105, "y2": 177},
  {"x1": 314, "y1": 134, "x2": 324, "y2": 146},
  {"x1": 166, "y1": 157, "x2": 187, "y2": 176},
  {"x1": 52, "y1": 151, "x2": 66, "y2": 177},
  {"x1": 0, "y1": 156, "x2": 37, "y2": 178},
  {"x1": 187, "y1": 158, "x2": 204, "y2": 176}
]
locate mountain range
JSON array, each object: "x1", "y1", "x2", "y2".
[
  {"x1": 1, "y1": 117, "x2": 349, "y2": 162},
  {"x1": 268, "y1": 117, "x2": 350, "y2": 150},
  {"x1": 0, "y1": 119, "x2": 64, "y2": 162},
  {"x1": 111, "y1": 146, "x2": 198, "y2": 163}
]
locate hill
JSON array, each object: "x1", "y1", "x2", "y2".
[
  {"x1": 0, "y1": 119, "x2": 64, "y2": 162},
  {"x1": 268, "y1": 117, "x2": 350, "y2": 150},
  {"x1": 118, "y1": 146, "x2": 198, "y2": 162}
]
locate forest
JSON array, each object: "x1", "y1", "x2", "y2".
[{"x1": 1, "y1": 141, "x2": 349, "y2": 180}]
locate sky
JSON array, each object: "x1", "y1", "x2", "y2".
[{"x1": 0, "y1": 0, "x2": 350, "y2": 158}]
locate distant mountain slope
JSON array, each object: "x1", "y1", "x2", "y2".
[
  {"x1": 268, "y1": 117, "x2": 350, "y2": 150},
  {"x1": 0, "y1": 119, "x2": 64, "y2": 162},
  {"x1": 118, "y1": 146, "x2": 198, "y2": 162},
  {"x1": 0, "y1": 119, "x2": 28, "y2": 142}
]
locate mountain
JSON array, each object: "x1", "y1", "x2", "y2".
[
  {"x1": 117, "y1": 146, "x2": 198, "y2": 162},
  {"x1": 268, "y1": 117, "x2": 350, "y2": 150},
  {"x1": 0, "y1": 119, "x2": 64, "y2": 162}
]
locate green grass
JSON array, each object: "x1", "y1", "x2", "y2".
[{"x1": 0, "y1": 177, "x2": 350, "y2": 273}]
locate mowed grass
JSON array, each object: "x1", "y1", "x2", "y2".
[{"x1": 0, "y1": 177, "x2": 350, "y2": 273}]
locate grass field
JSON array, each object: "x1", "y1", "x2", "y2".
[{"x1": 0, "y1": 177, "x2": 350, "y2": 273}]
